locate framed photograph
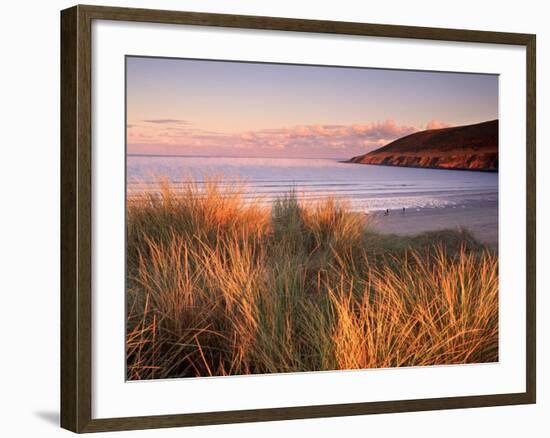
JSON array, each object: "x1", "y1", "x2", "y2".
[{"x1": 60, "y1": 5, "x2": 536, "y2": 433}]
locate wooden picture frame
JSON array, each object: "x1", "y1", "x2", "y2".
[{"x1": 61, "y1": 4, "x2": 536, "y2": 433}]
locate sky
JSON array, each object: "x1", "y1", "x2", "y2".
[{"x1": 126, "y1": 56, "x2": 498, "y2": 159}]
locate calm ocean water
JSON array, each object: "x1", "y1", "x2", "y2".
[{"x1": 127, "y1": 156, "x2": 498, "y2": 212}]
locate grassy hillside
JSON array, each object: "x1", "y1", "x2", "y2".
[{"x1": 349, "y1": 120, "x2": 498, "y2": 171}]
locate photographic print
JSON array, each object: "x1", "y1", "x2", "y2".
[{"x1": 125, "y1": 56, "x2": 499, "y2": 380}]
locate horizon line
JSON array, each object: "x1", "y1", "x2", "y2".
[{"x1": 127, "y1": 153, "x2": 348, "y2": 160}]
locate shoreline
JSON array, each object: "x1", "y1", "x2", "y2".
[
  {"x1": 343, "y1": 160, "x2": 498, "y2": 173},
  {"x1": 368, "y1": 200, "x2": 498, "y2": 249}
]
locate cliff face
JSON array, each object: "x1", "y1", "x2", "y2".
[{"x1": 348, "y1": 120, "x2": 498, "y2": 171}]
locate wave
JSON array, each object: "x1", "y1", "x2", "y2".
[{"x1": 126, "y1": 156, "x2": 498, "y2": 212}]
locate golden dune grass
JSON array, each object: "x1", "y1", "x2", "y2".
[{"x1": 126, "y1": 179, "x2": 498, "y2": 380}]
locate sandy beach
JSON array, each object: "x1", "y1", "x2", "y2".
[{"x1": 370, "y1": 199, "x2": 498, "y2": 248}]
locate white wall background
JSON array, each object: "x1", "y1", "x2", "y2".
[{"x1": 0, "y1": 0, "x2": 546, "y2": 436}]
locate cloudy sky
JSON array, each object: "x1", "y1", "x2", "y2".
[{"x1": 126, "y1": 56, "x2": 498, "y2": 159}]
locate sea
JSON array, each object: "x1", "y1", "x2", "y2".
[{"x1": 127, "y1": 155, "x2": 498, "y2": 213}]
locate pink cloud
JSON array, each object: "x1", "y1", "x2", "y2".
[
  {"x1": 271, "y1": 120, "x2": 416, "y2": 142},
  {"x1": 127, "y1": 119, "x2": 422, "y2": 158},
  {"x1": 425, "y1": 120, "x2": 450, "y2": 130}
]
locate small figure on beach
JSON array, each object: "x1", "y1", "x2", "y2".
[
  {"x1": 402, "y1": 207, "x2": 406, "y2": 214},
  {"x1": 384, "y1": 209, "x2": 390, "y2": 216}
]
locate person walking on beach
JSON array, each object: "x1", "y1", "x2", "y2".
[
  {"x1": 402, "y1": 207, "x2": 406, "y2": 214},
  {"x1": 384, "y1": 208, "x2": 389, "y2": 216}
]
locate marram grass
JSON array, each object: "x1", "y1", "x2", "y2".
[{"x1": 126, "y1": 179, "x2": 498, "y2": 380}]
